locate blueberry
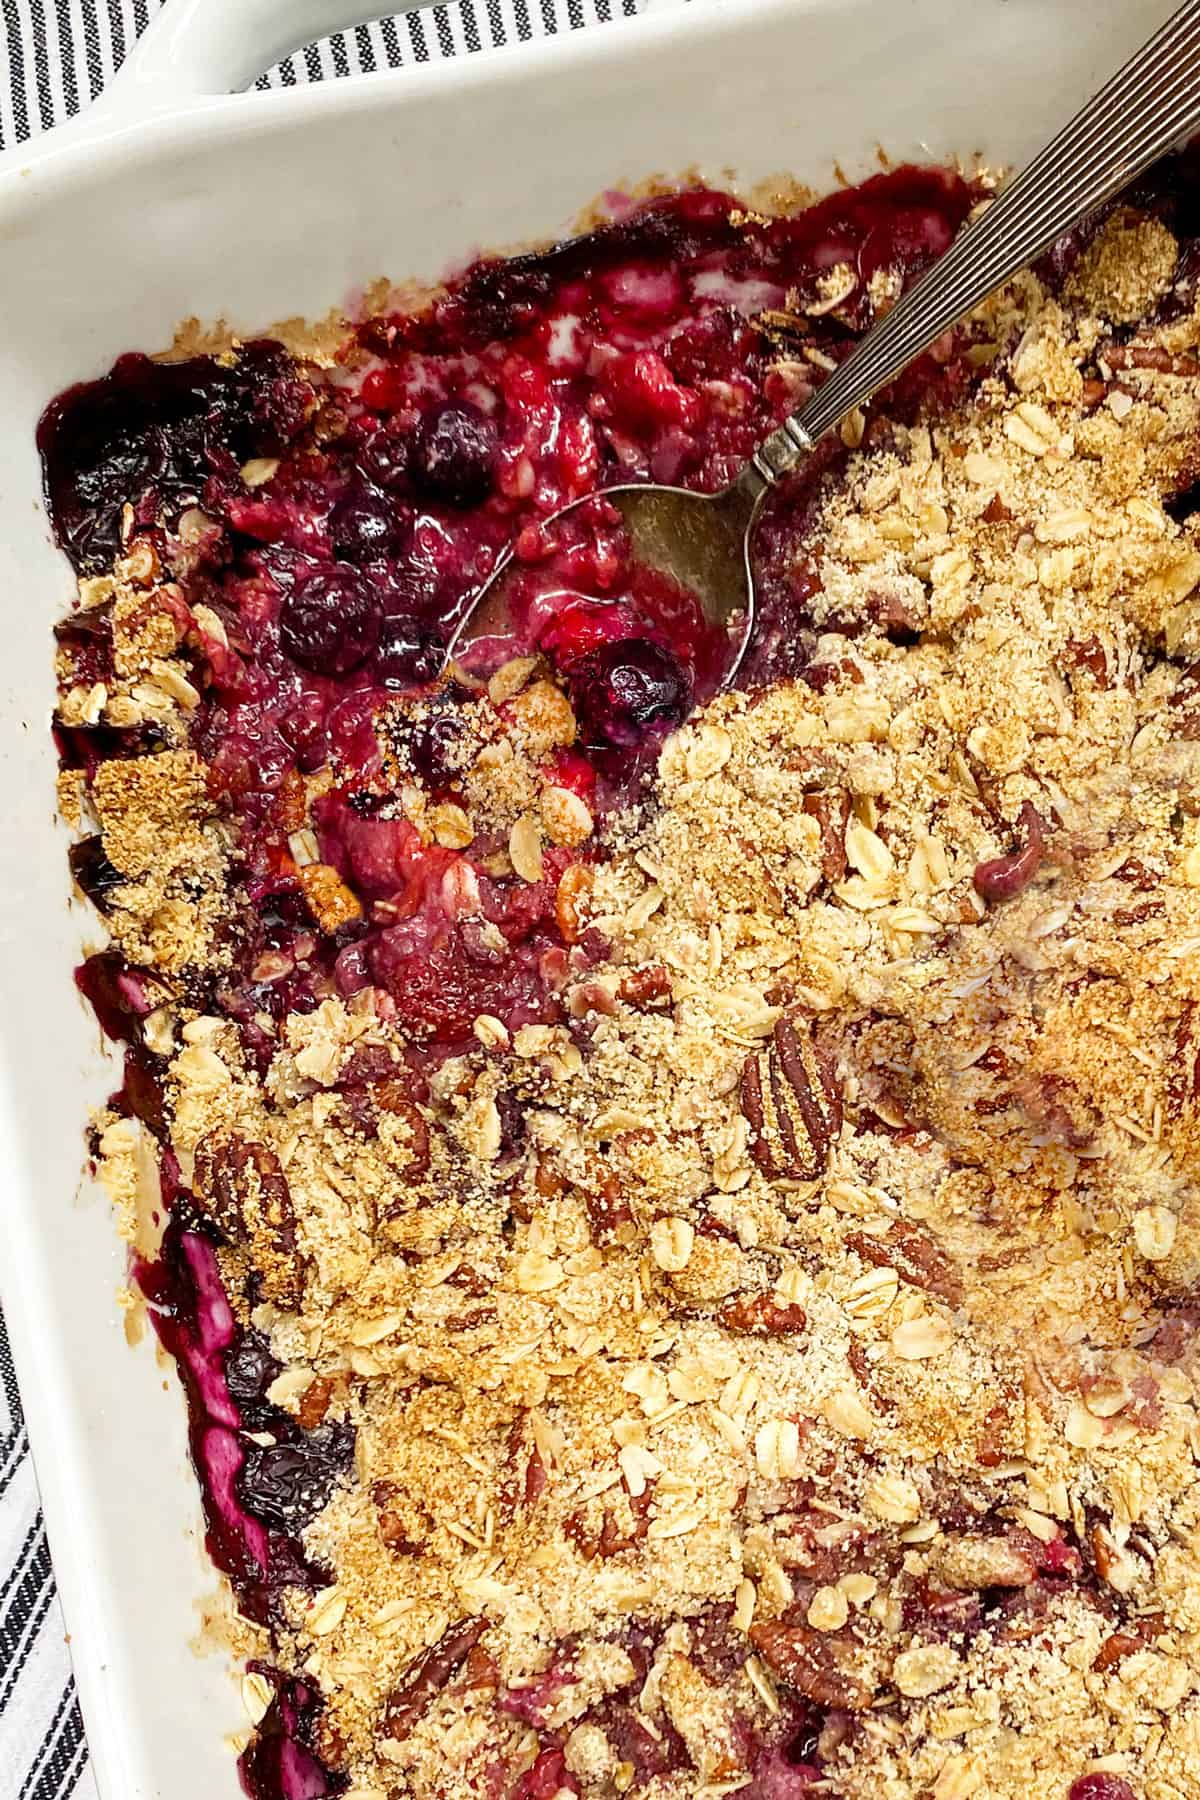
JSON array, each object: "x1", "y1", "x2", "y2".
[
  {"x1": 567, "y1": 638, "x2": 690, "y2": 748},
  {"x1": 236, "y1": 1421, "x2": 354, "y2": 1531},
  {"x1": 358, "y1": 425, "x2": 411, "y2": 492},
  {"x1": 279, "y1": 566, "x2": 380, "y2": 675},
  {"x1": 329, "y1": 480, "x2": 408, "y2": 561},
  {"x1": 375, "y1": 612, "x2": 444, "y2": 688},
  {"x1": 407, "y1": 711, "x2": 464, "y2": 785},
  {"x1": 224, "y1": 1331, "x2": 281, "y2": 1409},
  {"x1": 410, "y1": 401, "x2": 498, "y2": 508}
]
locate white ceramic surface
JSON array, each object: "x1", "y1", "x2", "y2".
[{"x1": 0, "y1": 1, "x2": 1178, "y2": 1793}]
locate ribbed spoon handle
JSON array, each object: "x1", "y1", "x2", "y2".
[{"x1": 755, "y1": 0, "x2": 1200, "y2": 473}]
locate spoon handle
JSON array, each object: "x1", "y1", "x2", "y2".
[{"x1": 751, "y1": 0, "x2": 1200, "y2": 482}]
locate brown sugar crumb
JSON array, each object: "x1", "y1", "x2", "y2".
[
  {"x1": 1069, "y1": 210, "x2": 1180, "y2": 324},
  {"x1": 60, "y1": 189, "x2": 1200, "y2": 1800},
  {"x1": 296, "y1": 862, "x2": 363, "y2": 933},
  {"x1": 91, "y1": 748, "x2": 207, "y2": 878}
]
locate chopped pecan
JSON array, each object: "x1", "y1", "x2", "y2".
[
  {"x1": 371, "y1": 1482, "x2": 430, "y2": 1555},
  {"x1": 1063, "y1": 635, "x2": 1111, "y2": 687},
  {"x1": 371, "y1": 1082, "x2": 431, "y2": 1177},
  {"x1": 1012, "y1": 1072, "x2": 1097, "y2": 1149},
  {"x1": 380, "y1": 1617, "x2": 487, "y2": 1739},
  {"x1": 582, "y1": 1169, "x2": 634, "y2": 1244},
  {"x1": 498, "y1": 1411, "x2": 547, "y2": 1524},
  {"x1": 1112, "y1": 900, "x2": 1165, "y2": 925},
  {"x1": 748, "y1": 1618, "x2": 873, "y2": 1712},
  {"x1": 1101, "y1": 341, "x2": 1200, "y2": 376},
  {"x1": 192, "y1": 1133, "x2": 302, "y2": 1308},
  {"x1": 446, "y1": 1262, "x2": 491, "y2": 1297},
  {"x1": 295, "y1": 861, "x2": 363, "y2": 933},
  {"x1": 564, "y1": 1484, "x2": 653, "y2": 1560},
  {"x1": 867, "y1": 589, "x2": 921, "y2": 642},
  {"x1": 1168, "y1": 1004, "x2": 1200, "y2": 1118},
  {"x1": 275, "y1": 767, "x2": 307, "y2": 832},
  {"x1": 296, "y1": 1375, "x2": 334, "y2": 1430},
  {"x1": 1113, "y1": 857, "x2": 1160, "y2": 889},
  {"x1": 802, "y1": 657, "x2": 863, "y2": 693},
  {"x1": 1170, "y1": 661, "x2": 1200, "y2": 738},
  {"x1": 847, "y1": 1218, "x2": 962, "y2": 1307},
  {"x1": 972, "y1": 801, "x2": 1046, "y2": 903},
  {"x1": 802, "y1": 788, "x2": 851, "y2": 884},
  {"x1": 1092, "y1": 1613, "x2": 1165, "y2": 1671},
  {"x1": 975, "y1": 1392, "x2": 1021, "y2": 1468},
  {"x1": 716, "y1": 1293, "x2": 807, "y2": 1336},
  {"x1": 555, "y1": 863, "x2": 593, "y2": 943},
  {"x1": 618, "y1": 964, "x2": 673, "y2": 1006},
  {"x1": 740, "y1": 1013, "x2": 842, "y2": 1183}
]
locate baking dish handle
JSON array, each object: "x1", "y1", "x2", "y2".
[{"x1": 85, "y1": 0, "x2": 448, "y2": 122}]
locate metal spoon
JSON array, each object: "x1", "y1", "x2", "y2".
[{"x1": 448, "y1": 0, "x2": 1200, "y2": 684}]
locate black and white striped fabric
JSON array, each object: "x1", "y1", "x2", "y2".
[
  {"x1": 1, "y1": 0, "x2": 643, "y2": 150},
  {"x1": 0, "y1": 6, "x2": 643, "y2": 1795}
]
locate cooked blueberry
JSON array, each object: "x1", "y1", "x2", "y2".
[
  {"x1": 567, "y1": 638, "x2": 691, "y2": 748},
  {"x1": 358, "y1": 425, "x2": 412, "y2": 491},
  {"x1": 69, "y1": 835, "x2": 125, "y2": 913},
  {"x1": 329, "y1": 481, "x2": 408, "y2": 561},
  {"x1": 121, "y1": 1048, "x2": 168, "y2": 1140},
  {"x1": 410, "y1": 402, "x2": 498, "y2": 507},
  {"x1": 279, "y1": 567, "x2": 380, "y2": 675},
  {"x1": 375, "y1": 613, "x2": 444, "y2": 688},
  {"x1": 236, "y1": 1421, "x2": 354, "y2": 1531},
  {"x1": 224, "y1": 1331, "x2": 281, "y2": 1409},
  {"x1": 407, "y1": 711, "x2": 465, "y2": 785}
]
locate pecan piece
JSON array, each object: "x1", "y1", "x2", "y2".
[
  {"x1": 564, "y1": 1484, "x2": 653, "y2": 1560},
  {"x1": 498, "y1": 1410, "x2": 547, "y2": 1524},
  {"x1": 716, "y1": 1294, "x2": 807, "y2": 1336},
  {"x1": 371, "y1": 1081, "x2": 431, "y2": 1178},
  {"x1": 748, "y1": 1618, "x2": 873, "y2": 1712},
  {"x1": 371, "y1": 1481, "x2": 431, "y2": 1555},
  {"x1": 193, "y1": 1133, "x2": 302, "y2": 1308},
  {"x1": 1168, "y1": 1003, "x2": 1200, "y2": 1118},
  {"x1": 1101, "y1": 341, "x2": 1200, "y2": 376},
  {"x1": 380, "y1": 1617, "x2": 487, "y2": 1739},
  {"x1": 973, "y1": 801, "x2": 1046, "y2": 903},
  {"x1": 847, "y1": 1219, "x2": 962, "y2": 1307},
  {"x1": 1170, "y1": 661, "x2": 1200, "y2": 738},
  {"x1": 802, "y1": 788, "x2": 851, "y2": 884},
  {"x1": 296, "y1": 1375, "x2": 334, "y2": 1430},
  {"x1": 1092, "y1": 1613, "x2": 1165, "y2": 1671},
  {"x1": 582, "y1": 1171, "x2": 634, "y2": 1245},
  {"x1": 555, "y1": 863, "x2": 593, "y2": 942},
  {"x1": 295, "y1": 861, "x2": 363, "y2": 933},
  {"x1": 740, "y1": 1013, "x2": 841, "y2": 1182},
  {"x1": 1063, "y1": 635, "x2": 1111, "y2": 687},
  {"x1": 618, "y1": 964, "x2": 673, "y2": 1007}
]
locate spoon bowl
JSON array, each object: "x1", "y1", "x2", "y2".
[{"x1": 446, "y1": 462, "x2": 771, "y2": 684}]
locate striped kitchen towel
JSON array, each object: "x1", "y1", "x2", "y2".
[{"x1": 0, "y1": 9, "x2": 642, "y2": 1798}]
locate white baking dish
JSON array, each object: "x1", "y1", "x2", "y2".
[{"x1": 0, "y1": 0, "x2": 1177, "y2": 1792}]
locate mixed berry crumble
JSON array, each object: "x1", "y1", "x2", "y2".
[{"x1": 44, "y1": 158, "x2": 1200, "y2": 1800}]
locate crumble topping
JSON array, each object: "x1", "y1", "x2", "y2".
[{"x1": 50, "y1": 178, "x2": 1200, "y2": 1800}]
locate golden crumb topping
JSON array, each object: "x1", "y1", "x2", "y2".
[{"x1": 74, "y1": 200, "x2": 1200, "y2": 1800}]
